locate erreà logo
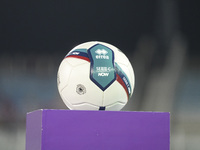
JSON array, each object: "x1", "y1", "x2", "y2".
[
  {"x1": 88, "y1": 44, "x2": 116, "y2": 91},
  {"x1": 95, "y1": 49, "x2": 109, "y2": 59}
]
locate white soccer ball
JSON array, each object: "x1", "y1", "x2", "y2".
[{"x1": 57, "y1": 41, "x2": 135, "y2": 111}]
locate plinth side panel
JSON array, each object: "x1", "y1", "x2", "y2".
[{"x1": 26, "y1": 110, "x2": 43, "y2": 150}]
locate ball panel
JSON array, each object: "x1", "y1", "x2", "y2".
[
  {"x1": 116, "y1": 62, "x2": 135, "y2": 95},
  {"x1": 57, "y1": 59, "x2": 73, "y2": 92},
  {"x1": 68, "y1": 103, "x2": 99, "y2": 110},
  {"x1": 87, "y1": 43, "x2": 116, "y2": 91},
  {"x1": 66, "y1": 57, "x2": 89, "y2": 67},
  {"x1": 95, "y1": 41, "x2": 119, "y2": 52},
  {"x1": 105, "y1": 102, "x2": 126, "y2": 111},
  {"x1": 114, "y1": 49, "x2": 130, "y2": 66},
  {"x1": 127, "y1": 63, "x2": 135, "y2": 96},
  {"x1": 62, "y1": 63, "x2": 104, "y2": 107},
  {"x1": 59, "y1": 91, "x2": 74, "y2": 110},
  {"x1": 103, "y1": 81, "x2": 127, "y2": 107}
]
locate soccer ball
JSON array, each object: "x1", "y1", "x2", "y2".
[{"x1": 57, "y1": 41, "x2": 135, "y2": 111}]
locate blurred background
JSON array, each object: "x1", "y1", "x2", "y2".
[{"x1": 0, "y1": 0, "x2": 200, "y2": 149}]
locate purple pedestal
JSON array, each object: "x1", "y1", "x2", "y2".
[{"x1": 26, "y1": 110, "x2": 170, "y2": 150}]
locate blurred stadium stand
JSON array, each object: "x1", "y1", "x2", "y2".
[{"x1": 0, "y1": 0, "x2": 200, "y2": 149}]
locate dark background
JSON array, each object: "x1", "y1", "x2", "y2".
[
  {"x1": 1, "y1": 0, "x2": 199, "y2": 57},
  {"x1": 0, "y1": 0, "x2": 200, "y2": 149}
]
